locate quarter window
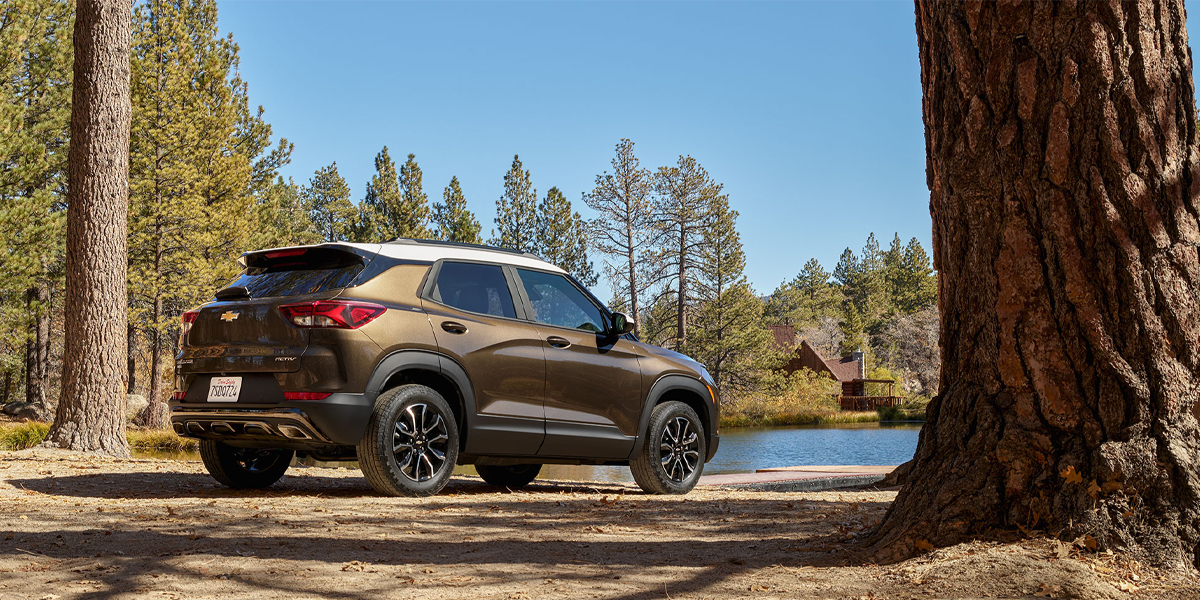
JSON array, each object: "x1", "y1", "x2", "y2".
[
  {"x1": 516, "y1": 269, "x2": 606, "y2": 333},
  {"x1": 431, "y1": 262, "x2": 517, "y2": 319}
]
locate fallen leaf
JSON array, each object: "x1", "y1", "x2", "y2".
[
  {"x1": 1060, "y1": 466, "x2": 1083, "y2": 485},
  {"x1": 1087, "y1": 480, "x2": 1101, "y2": 499},
  {"x1": 915, "y1": 539, "x2": 934, "y2": 552}
]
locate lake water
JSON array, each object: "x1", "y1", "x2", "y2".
[{"x1": 136, "y1": 422, "x2": 922, "y2": 484}]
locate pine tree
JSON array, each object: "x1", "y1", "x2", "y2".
[
  {"x1": 0, "y1": 0, "x2": 73, "y2": 411},
  {"x1": 358, "y1": 148, "x2": 431, "y2": 242},
  {"x1": 689, "y1": 195, "x2": 780, "y2": 395},
  {"x1": 537, "y1": 187, "x2": 597, "y2": 286},
  {"x1": 355, "y1": 146, "x2": 401, "y2": 243},
  {"x1": 432, "y1": 176, "x2": 482, "y2": 244},
  {"x1": 897, "y1": 237, "x2": 937, "y2": 312},
  {"x1": 127, "y1": 0, "x2": 281, "y2": 419},
  {"x1": 303, "y1": 162, "x2": 355, "y2": 242},
  {"x1": 857, "y1": 232, "x2": 889, "y2": 326},
  {"x1": 583, "y1": 139, "x2": 654, "y2": 333},
  {"x1": 766, "y1": 258, "x2": 843, "y2": 327},
  {"x1": 250, "y1": 176, "x2": 322, "y2": 249},
  {"x1": 396, "y1": 153, "x2": 430, "y2": 239},
  {"x1": 646, "y1": 155, "x2": 721, "y2": 351},
  {"x1": 491, "y1": 154, "x2": 538, "y2": 252}
]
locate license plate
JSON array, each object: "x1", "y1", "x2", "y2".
[{"x1": 207, "y1": 377, "x2": 242, "y2": 403}]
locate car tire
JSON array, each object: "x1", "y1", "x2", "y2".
[
  {"x1": 199, "y1": 441, "x2": 293, "y2": 489},
  {"x1": 358, "y1": 384, "x2": 460, "y2": 497},
  {"x1": 475, "y1": 464, "x2": 542, "y2": 489},
  {"x1": 629, "y1": 401, "x2": 706, "y2": 495}
]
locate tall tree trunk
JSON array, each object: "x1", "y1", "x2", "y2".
[
  {"x1": 626, "y1": 224, "x2": 640, "y2": 336},
  {"x1": 126, "y1": 322, "x2": 137, "y2": 394},
  {"x1": 869, "y1": 1, "x2": 1200, "y2": 568},
  {"x1": 676, "y1": 231, "x2": 687, "y2": 351},
  {"x1": 24, "y1": 286, "x2": 50, "y2": 406},
  {"x1": 45, "y1": 0, "x2": 133, "y2": 458}
]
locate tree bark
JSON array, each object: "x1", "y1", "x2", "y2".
[
  {"x1": 870, "y1": 0, "x2": 1200, "y2": 568},
  {"x1": 45, "y1": 0, "x2": 133, "y2": 458}
]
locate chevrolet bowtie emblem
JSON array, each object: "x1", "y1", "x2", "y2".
[{"x1": 220, "y1": 311, "x2": 240, "y2": 322}]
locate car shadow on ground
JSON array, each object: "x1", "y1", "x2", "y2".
[{"x1": 8, "y1": 471, "x2": 638, "y2": 499}]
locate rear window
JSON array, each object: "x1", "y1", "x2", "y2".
[
  {"x1": 221, "y1": 266, "x2": 363, "y2": 298},
  {"x1": 218, "y1": 247, "x2": 365, "y2": 299}
]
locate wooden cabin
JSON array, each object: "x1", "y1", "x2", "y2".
[{"x1": 768, "y1": 325, "x2": 900, "y2": 411}]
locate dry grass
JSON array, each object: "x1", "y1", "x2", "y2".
[{"x1": 0, "y1": 421, "x2": 196, "y2": 451}]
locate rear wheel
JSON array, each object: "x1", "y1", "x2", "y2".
[
  {"x1": 630, "y1": 401, "x2": 706, "y2": 495},
  {"x1": 475, "y1": 464, "x2": 542, "y2": 489},
  {"x1": 357, "y1": 384, "x2": 460, "y2": 497},
  {"x1": 199, "y1": 441, "x2": 293, "y2": 489}
]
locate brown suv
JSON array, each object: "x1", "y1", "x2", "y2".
[{"x1": 170, "y1": 239, "x2": 719, "y2": 496}]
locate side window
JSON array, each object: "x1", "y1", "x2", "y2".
[
  {"x1": 431, "y1": 262, "x2": 517, "y2": 319},
  {"x1": 516, "y1": 269, "x2": 606, "y2": 333}
]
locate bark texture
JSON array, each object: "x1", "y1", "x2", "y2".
[
  {"x1": 45, "y1": 0, "x2": 133, "y2": 457},
  {"x1": 869, "y1": 1, "x2": 1200, "y2": 568}
]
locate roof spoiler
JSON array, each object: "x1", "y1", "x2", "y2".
[{"x1": 239, "y1": 244, "x2": 375, "y2": 270}]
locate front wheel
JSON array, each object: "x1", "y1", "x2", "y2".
[
  {"x1": 357, "y1": 384, "x2": 460, "y2": 497},
  {"x1": 630, "y1": 401, "x2": 706, "y2": 495},
  {"x1": 475, "y1": 464, "x2": 542, "y2": 489},
  {"x1": 199, "y1": 441, "x2": 293, "y2": 489}
]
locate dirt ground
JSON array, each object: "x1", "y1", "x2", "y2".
[{"x1": 1, "y1": 449, "x2": 1197, "y2": 600}]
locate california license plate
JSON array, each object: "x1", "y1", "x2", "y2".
[{"x1": 207, "y1": 377, "x2": 242, "y2": 403}]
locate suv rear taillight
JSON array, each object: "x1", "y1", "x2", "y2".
[
  {"x1": 279, "y1": 300, "x2": 386, "y2": 329},
  {"x1": 181, "y1": 310, "x2": 199, "y2": 334}
]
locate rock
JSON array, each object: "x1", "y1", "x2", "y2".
[
  {"x1": 125, "y1": 394, "x2": 148, "y2": 420},
  {"x1": 134, "y1": 402, "x2": 170, "y2": 429},
  {"x1": 15, "y1": 403, "x2": 51, "y2": 422},
  {"x1": 3, "y1": 401, "x2": 30, "y2": 416}
]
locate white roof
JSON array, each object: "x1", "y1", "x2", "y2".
[{"x1": 336, "y1": 241, "x2": 567, "y2": 273}]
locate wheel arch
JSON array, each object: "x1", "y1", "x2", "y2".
[
  {"x1": 365, "y1": 349, "x2": 478, "y2": 450},
  {"x1": 629, "y1": 374, "x2": 717, "y2": 461}
]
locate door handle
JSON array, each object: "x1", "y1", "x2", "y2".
[
  {"x1": 441, "y1": 321, "x2": 468, "y2": 334},
  {"x1": 546, "y1": 336, "x2": 571, "y2": 349}
]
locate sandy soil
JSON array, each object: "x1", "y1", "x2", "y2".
[{"x1": 1, "y1": 448, "x2": 1196, "y2": 600}]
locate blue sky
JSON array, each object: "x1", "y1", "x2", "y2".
[{"x1": 217, "y1": 1, "x2": 928, "y2": 298}]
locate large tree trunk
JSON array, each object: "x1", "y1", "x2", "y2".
[
  {"x1": 45, "y1": 0, "x2": 133, "y2": 458},
  {"x1": 869, "y1": 1, "x2": 1200, "y2": 568}
]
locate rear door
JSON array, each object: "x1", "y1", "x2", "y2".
[
  {"x1": 512, "y1": 268, "x2": 642, "y2": 459},
  {"x1": 421, "y1": 260, "x2": 547, "y2": 455}
]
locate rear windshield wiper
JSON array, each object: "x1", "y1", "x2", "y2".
[{"x1": 214, "y1": 286, "x2": 251, "y2": 300}]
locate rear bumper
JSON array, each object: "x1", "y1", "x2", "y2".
[{"x1": 169, "y1": 392, "x2": 374, "y2": 447}]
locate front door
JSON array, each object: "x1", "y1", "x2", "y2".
[
  {"x1": 512, "y1": 268, "x2": 642, "y2": 459},
  {"x1": 423, "y1": 261, "x2": 546, "y2": 455}
]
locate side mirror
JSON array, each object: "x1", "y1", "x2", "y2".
[{"x1": 609, "y1": 312, "x2": 634, "y2": 336}]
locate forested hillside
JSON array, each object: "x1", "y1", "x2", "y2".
[{"x1": 0, "y1": 0, "x2": 939, "y2": 417}]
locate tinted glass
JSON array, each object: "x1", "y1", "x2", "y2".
[
  {"x1": 221, "y1": 265, "x2": 363, "y2": 299},
  {"x1": 517, "y1": 269, "x2": 606, "y2": 333},
  {"x1": 432, "y1": 262, "x2": 517, "y2": 318}
]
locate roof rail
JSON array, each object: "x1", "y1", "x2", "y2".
[{"x1": 383, "y1": 237, "x2": 545, "y2": 259}]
